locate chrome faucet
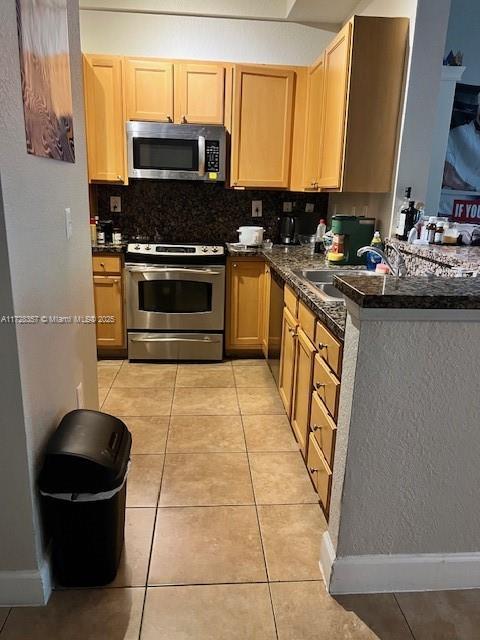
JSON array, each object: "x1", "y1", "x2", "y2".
[{"x1": 357, "y1": 244, "x2": 407, "y2": 277}]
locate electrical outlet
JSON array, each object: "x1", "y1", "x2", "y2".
[
  {"x1": 252, "y1": 200, "x2": 262, "y2": 217},
  {"x1": 65, "y1": 207, "x2": 72, "y2": 240},
  {"x1": 283, "y1": 201, "x2": 293, "y2": 213},
  {"x1": 76, "y1": 382, "x2": 84, "y2": 409},
  {"x1": 110, "y1": 196, "x2": 121, "y2": 213},
  {"x1": 305, "y1": 203, "x2": 314, "y2": 213}
]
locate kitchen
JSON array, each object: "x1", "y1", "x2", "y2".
[{"x1": 2, "y1": 0, "x2": 480, "y2": 638}]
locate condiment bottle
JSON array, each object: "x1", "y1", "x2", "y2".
[
  {"x1": 426, "y1": 217, "x2": 436, "y2": 244},
  {"x1": 434, "y1": 224, "x2": 444, "y2": 245}
]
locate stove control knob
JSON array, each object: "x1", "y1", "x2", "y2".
[
  {"x1": 134, "y1": 244, "x2": 140, "y2": 250},
  {"x1": 212, "y1": 246, "x2": 218, "y2": 253},
  {"x1": 145, "y1": 245, "x2": 151, "y2": 250},
  {"x1": 202, "y1": 246, "x2": 208, "y2": 253}
]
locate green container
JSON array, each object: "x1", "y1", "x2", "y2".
[{"x1": 330, "y1": 215, "x2": 376, "y2": 265}]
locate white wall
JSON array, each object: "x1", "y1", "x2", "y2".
[
  {"x1": 79, "y1": 10, "x2": 334, "y2": 64},
  {"x1": 444, "y1": 0, "x2": 480, "y2": 86},
  {"x1": 0, "y1": 0, "x2": 98, "y2": 605}
]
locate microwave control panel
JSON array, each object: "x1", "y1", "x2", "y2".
[{"x1": 205, "y1": 140, "x2": 220, "y2": 172}]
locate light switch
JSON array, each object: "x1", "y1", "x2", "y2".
[
  {"x1": 252, "y1": 200, "x2": 262, "y2": 217},
  {"x1": 65, "y1": 207, "x2": 72, "y2": 240},
  {"x1": 110, "y1": 196, "x2": 121, "y2": 213}
]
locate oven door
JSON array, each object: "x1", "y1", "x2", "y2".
[{"x1": 126, "y1": 264, "x2": 225, "y2": 331}]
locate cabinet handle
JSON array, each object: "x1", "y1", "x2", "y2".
[
  {"x1": 233, "y1": 181, "x2": 237, "y2": 186},
  {"x1": 167, "y1": 115, "x2": 173, "y2": 123},
  {"x1": 289, "y1": 329, "x2": 297, "y2": 337},
  {"x1": 181, "y1": 115, "x2": 187, "y2": 124},
  {"x1": 233, "y1": 263, "x2": 238, "y2": 268},
  {"x1": 312, "y1": 424, "x2": 320, "y2": 432},
  {"x1": 100, "y1": 262, "x2": 105, "y2": 267},
  {"x1": 317, "y1": 342, "x2": 327, "y2": 350},
  {"x1": 315, "y1": 382, "x2": 326, "y2": 390},
  {"x1": 309, "y1": 467, "x2": 318, "y2": 474},
  {"x1": 113, "y1": 278, "x2": 119, "y2": 284},
  {"x1": 117, "y1": 175, "x2": 123, "y2": 181}
]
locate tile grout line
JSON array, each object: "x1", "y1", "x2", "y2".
[
  {"x1": 137, "y1": 367, "x2": 178, "y2": 639},
  {"x1": 393, "y1": 593, "x2": 418, "y2": 640},
  {"x1": 234, "y1": 378, "x2": 279, "y2": 640},
  {"x1": 0, "y1": 608, "x2": 12, "y2": 636}
]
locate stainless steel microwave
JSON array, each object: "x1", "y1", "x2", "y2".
[{"x1": 126, "y1": 121, "x2": 226, "y2": 181}]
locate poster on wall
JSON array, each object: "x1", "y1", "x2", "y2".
[
  {"x1": 440, "y1": 83, "x2": 480, "y2": 218},
  {"x1": 16, "y1": 0, "x2": 75, "y2": 163}
]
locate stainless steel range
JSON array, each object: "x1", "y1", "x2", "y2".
[{"x1": 125, "y1": 243, "x2": 225, "y2": 361}]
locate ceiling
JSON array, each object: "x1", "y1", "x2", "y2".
[{"x1": 79, "y1": 0, "x2": 361, "y2": 26}]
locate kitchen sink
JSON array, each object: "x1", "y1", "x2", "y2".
[{"x1": 292, "y1": 268, "x2": 377, "y2": 303}]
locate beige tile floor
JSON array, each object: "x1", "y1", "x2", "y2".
[{"x1": 1, "y1": 358, "x2": 479, "y2": 639}]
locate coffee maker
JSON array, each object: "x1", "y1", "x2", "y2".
[{"x1": 279, "y1": 215, "x2": 298, "y2": 244}]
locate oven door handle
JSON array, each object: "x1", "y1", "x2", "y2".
[
  {"x1": 126, "y1": 267, "x2": 222, "y2": 275},
  {"x1": 198, "y1": 135, "x2": 206, "y2": 177},
  {"x1": 130, "y1": 336, "x2": 218, "y2": 343}
]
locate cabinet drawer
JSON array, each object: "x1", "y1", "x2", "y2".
[
  {"x1": 92, "y1": 255, "x2": 122, "y2": 275},
  {"x1": 315, "y1": 321, "x2": 343, "y2": 377},
  {"x1": 298, "y1": 300, "x2": 315, "y2": 344},
  {"x1": 307, "y1": 433, "x2": 332, "y2": 513},
  {"x1": 310, "y1": 391, "x2": 336, "y2": 467},
  {"x1": 284, "y1": 285, "x2": 298, "y2": 318},
  {"x1": 313, "y1": 354, "x2": 340, "y2": 419}
]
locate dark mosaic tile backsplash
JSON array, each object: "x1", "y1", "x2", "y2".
[{"x1": 94, "y1": 180, "x2": 328, "y2": 244}]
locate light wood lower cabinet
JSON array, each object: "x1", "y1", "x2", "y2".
[
  {"x1": 92, "y1": 255, "x2": 125, "y2": 349},
  {"x1": 313, "y1": 354, "x2": 341, "y2": 420},
  {"x1": 93, "y1": 275, "x2": 124, "y2": 348},
  {"x1": 310, "y1": 390, "x2": 337, "y2": 468},
  {"x1": 226, "y1": 257, "x2": 265, "y2": 352},
  {"x1": 291, "y1": 328, "x2": 316, "y2": 456},
  {"x1": 307, "y1": 433, "x2": 332, "y2": 513},
  {"x1": 261, "y1": 264, "x2": 272, "y2": 358},
  {"x1": 278, "y1": 307, "x2": 298, "y2": 418}
]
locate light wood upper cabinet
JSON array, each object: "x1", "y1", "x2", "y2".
[
  {"x1": 291, "y1": 328, "x2": 316, "y2": 456},
  {"x1": 93, "y1": 275, "x2": 124, "y2": 348},
  {"x1": 125, "y1": 58, "x2": 174, "y2": 122},
  {"x1": 231, "y1": 65, "x2": 295, "y2": 188},
  {"x1": 226, "y1": 257, "x2": 265, "y2": 352},
  {"x1": 318, "y1": 22, "x2": 352, "y2": 190},
  {"x1": 176, "y1": 63, "x2": 225, "y2": 124},
  {"x1": 303, "y1": 55, "x2": 325, "y2": 190},
  {"x1": 311, "y1": 16, "x2": 408, "y2": 192},
  {"x1": 83, "y1": 54, "x2": 126, "y2": 183},
  {"x1": 278, "y1": 306, "x2": 298, "y2": 418}
]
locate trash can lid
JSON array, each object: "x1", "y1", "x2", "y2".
[{"x1": 39, "y1": 409, "x2": 131, "y2": 494}]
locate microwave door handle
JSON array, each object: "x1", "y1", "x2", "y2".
[{"x1": 198, "y1": 136, "x2": 206, "y2": 176}]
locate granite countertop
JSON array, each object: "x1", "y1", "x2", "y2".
[
  {"x1": 91, "y1": 243, "x2": 127, "y2": 254},
  {"x1": 388, "y1": 238, "x2": 480, "y2": 271},
  {"x1": 230, "y1": 245, "x2": 360, "y2": 339},
  {"x1": 334, "y1": 273, "x2": 480, "y2": 309}
]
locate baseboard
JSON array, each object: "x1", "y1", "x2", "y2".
[
  {"x1": 0, "y1": 556, "x2": 51, "y2": 606},
  {"x1": 320, "y1": 531, "x2": 480, "y2": 594}
]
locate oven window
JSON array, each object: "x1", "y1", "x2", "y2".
[
  {"x1": 133, "y1": 138, "x2": 199, "y2": 171},
  {"x1": 138, "y1": 280, "x2": 212, "y2": 313}
]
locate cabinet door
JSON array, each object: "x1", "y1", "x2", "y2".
[
  {"x1": 125, "y1": 58, "x2": 174, "y2": 122},
  {"x1": 226, "y1": 258, "x2": 265, "y2": 351},
  {"x1": 291, "y1": 328, "x2": 316, "y2": 456},
  {"x1": 278, "y1": 307, "x2": 298, "y2": 418},
  {"x1": 318, "y1": 22, "x2": 352, "y2": 189},
  {"x1": 176, "y1": 63, "x2": 225, "y2": 124},
  {"x1": 303, "y1": 55, "x2": 325, "y2": 190},
  {"x1": 261, "y1": 264, "x2": 272, "y2": 358},
  {"x1": 93, "y1": 275, "x2": 124, "y2": 348},
  {"x1": 83, "y1": 55, "x2": 126, "y2": 183},
  {"x1": 231, "y1": 65, "x2": 295, "y2": 188}
]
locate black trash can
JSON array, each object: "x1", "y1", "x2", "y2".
[{"x1": 39, "y1": 409, "x2": 132, "y2": 587}]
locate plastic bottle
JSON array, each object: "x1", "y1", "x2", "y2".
[
  {"x1": 365, "y1": 231, "x2": 384, "y2": 271},
  {"x1": 314, "y1": 218, "x2": 327, "y2": 254}
]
